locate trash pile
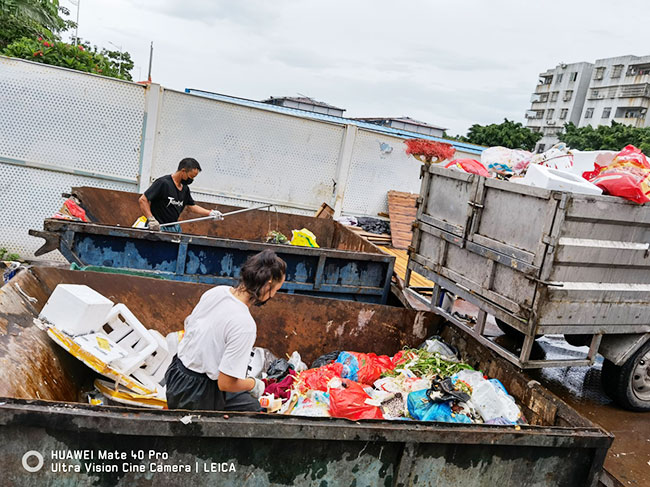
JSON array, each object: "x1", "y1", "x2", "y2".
[
  {"x1": 253, "y1": 338, "x2": 527, "y2": 425},
  {"x1": 439, "y1": 142, "x2": 650, "y2": 204}
]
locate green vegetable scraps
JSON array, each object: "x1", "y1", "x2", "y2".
[
  {"x1": 265, "y1": 231, "x2": 289, "y2": 244},
  {"x1": 384, "y1": 348, "x2": 474, "y2": 378}
]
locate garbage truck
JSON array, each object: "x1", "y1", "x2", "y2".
[{"x1": 406, "y1": 164, "x2": 650, "y2": 411}]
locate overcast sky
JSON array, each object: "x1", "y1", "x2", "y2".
[{"x1": 67, "y1": 0, "x2": 650, "y2": 135}]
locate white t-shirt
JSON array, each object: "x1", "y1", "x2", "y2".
[{"x1": 177, "y1": 286, "x2": 256, "y2": 381}]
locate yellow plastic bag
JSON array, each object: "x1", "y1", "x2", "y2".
[
  {"x1": 290, "y1": 228, "x2": 319, "y2": 248},
  {"x1": 132, "y1": 216, "x2": 148, "y2": 228}
]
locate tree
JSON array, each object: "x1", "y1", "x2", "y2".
[
  {"x1": 559, "y1": 121, "x2": 650, "y2": 154},
  {"x1": 1, "y1": 0, "x2": 133, "y2": 80},
  {"x1": 0, "y1": 0, "x2": 67, "y2": 48},
  {"x1": 458, "y1": 119, "x2": 542, "y2": 151}
]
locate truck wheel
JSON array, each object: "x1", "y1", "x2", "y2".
[{"x1": 602, "y1": 340, "x2": 650, "y2": 411}]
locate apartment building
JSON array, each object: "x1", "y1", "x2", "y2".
[
  {"x1": 525, "y1": 62, "x2": 593, "y2": 152},
  {"x1": 526, "y1": 55, "x2": 650, "y2": 151},
  {"x1": 578, "y1": 55, "x2": 650, "y2": 129}
]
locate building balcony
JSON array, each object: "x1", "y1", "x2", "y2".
[{"x1": 535, "y1": 85, "x2": 551, "y2": 94}]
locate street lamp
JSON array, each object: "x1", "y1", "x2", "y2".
[{"x1": 68, "y1": 0, "x2": 80, "y2": 45}]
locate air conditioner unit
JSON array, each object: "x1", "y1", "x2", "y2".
[{"x1": 547, "y1": 121, "x2": 557, "y2": 125}]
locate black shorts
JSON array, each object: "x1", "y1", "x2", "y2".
[{"x1": 164, "y1": 355, "x2": 262, "y2": 412}]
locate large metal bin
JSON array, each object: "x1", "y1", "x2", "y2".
[
  {"x1": 0, "y1": 267, "x2": 611, "y2": 486},
  {"x1": 406, "y1": 164, "x2": 650, "y2": 409},
  {"x1": 30, "y1": 187, "x2": 394, "y2": 303}
]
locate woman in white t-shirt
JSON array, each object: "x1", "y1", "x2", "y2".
[{"x1": 165, "y1": 249, "x2": 286, "y2": 411}]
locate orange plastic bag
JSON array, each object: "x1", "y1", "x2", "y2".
[{"x1": 329, "y1": 379, "x2": 384, "y2": 420}]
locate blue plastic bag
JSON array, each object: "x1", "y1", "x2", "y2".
[
  {"x1": 407, "y1": 389, "x2": 472, "y2": 423},
  {"x1": 335, "y1": 351, "x2": 360, "y2": 382}
]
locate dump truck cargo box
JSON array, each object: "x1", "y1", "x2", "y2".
[
  {"x1": 407, "y1": 165, "x2": 650, "y2": 370},
  {"x1": 0, "y1": 267, "x2": 611, "y2": 486}
]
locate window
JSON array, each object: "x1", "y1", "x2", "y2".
[
  {"x1": 594, "y1": 67, "x2": 606, "y2": 80},
  {"x1": 602, "y1": 107, "x2": 611, "y2": 118},
  {"x1": 530, "y1": 127, "x2": 541, "y2": 133},
  {"x1": 556, "y1": 73, "x2": 564, "y2": 83},
  {"x1": 612, "y1": 65, "x2": 623, "y2": 78},
  {"x1": 585, "y1": 107, "x2": 594, "y2": 119},
  {"x1": 537, "y1": 144, "x2": 546, "y2": 153},
  {"x1": 546, "y1": 109, "x2": 555, "y2": 120},
  {"x1": 560, "y1": 109, "x2": 569, "y2": 120},
  {"x1": 542, "y1": 76, "x2": 553, "y2": 85},
  {"x1": 563, "y1": 90, "x2": 573, "y2": 102},
  {"x1": 570, "y1": 72, "x2": 578, "y2": 82},
  {"x1": 550, "y1": 91, "x2": 559, "y2": 102}
]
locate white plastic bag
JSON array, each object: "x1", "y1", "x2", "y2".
[{"x1": 288, "y1": 351, "x2": 307, "y2": 372}]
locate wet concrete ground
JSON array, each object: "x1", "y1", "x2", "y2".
[
  {"x1": 532, "y1": 337, "x2": 649, "y2": 487},
  {"x1": 451, "y1": 298, "x2": 649, "y2": 487}
]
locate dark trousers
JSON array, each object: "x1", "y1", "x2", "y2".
[{"x1": 164, "y1": 355, "x2": 262, "y2": 412}]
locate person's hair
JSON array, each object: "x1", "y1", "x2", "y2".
[
  {"x1": 177, "y1": 157, "x2": 202, "y2": 172},
  {"x1": 238, "y1": 249, "x2": 286, "y2": 300}
]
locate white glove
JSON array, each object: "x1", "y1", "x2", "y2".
[
  {"x1": 249, "y1": 378, "x2": 265, "y2": 399},
  {"x1": 147, "y1": 217, "x2": 160, "y2": 231},
  {"x1": 209, "y1": 209, "x2": 224, "y2": 221}
]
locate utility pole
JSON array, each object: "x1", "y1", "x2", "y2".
[{"x1": 147, "y1": 42, "x2": 154, "y2": 82}]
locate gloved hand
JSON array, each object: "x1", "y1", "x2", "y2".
[
  {"x1": 147, "y1": 217, "x2": 160, "y2": 231},
  {"x1": 209, "y1": 209, "x2": 224, "y2": 221},
  {"x1": 248, "y1": 378, "x2": 265, "y2": 399}
]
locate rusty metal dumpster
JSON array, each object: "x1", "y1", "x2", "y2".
[
  {"x1": 0, "y1": 267, "x2": 612, "y2": 486},
  {"x1": 406, "y1": 164, "x2": 650, "y2": 410},
  {"x1": 30, "y1": 187, "x2": 395, "y2": 303}
]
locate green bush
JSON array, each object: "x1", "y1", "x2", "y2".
[{"x1": 3, "y1": 36, "x2": 132, "y2": 80}]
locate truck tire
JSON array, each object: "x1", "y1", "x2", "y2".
[{"x1": 601, "y1": 340, "x2": 650, "y2": 411}]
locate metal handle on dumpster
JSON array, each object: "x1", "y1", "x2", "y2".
[
  {"x1": 159, "y1": 204, "x2": 273, "y2": 228},
  {"x1": 524, "y1": 275, "x2": 564, "y2": 287}
]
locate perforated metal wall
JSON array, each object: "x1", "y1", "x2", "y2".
[
  {"x1": 341, "y1": 130, "x2": 423, "y2": 216},
  {"x1": 0, "y1": 57, "x2": 145, "y2": 179},
  {"x1": 342, "y1": 130, "x2": 478, "y2": 216},
  {"x1": 151, "y1": 90, "x2": 345, "y2": 211},
  {"x1": 0, "y1": 164, "x2": 136, "y2": 260}
]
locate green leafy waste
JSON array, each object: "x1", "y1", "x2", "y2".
[{"x1": 383, "y1": 348, "x2": 474, "y2": 378}]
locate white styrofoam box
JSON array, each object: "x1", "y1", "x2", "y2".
[
  {"x1": 522, "y1": 164, "x2": 603, "y2": 196},
  {"x1": 74, "y1": 333, "x2": 129, "y2": 363},
  {"x1": 39, "y1": 284, "x2": 114, "y2": 336},
  {"x1": 568, "y1": 150, "x2": 617, "y2": 177}
]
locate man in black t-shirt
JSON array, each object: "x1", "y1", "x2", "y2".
[{"x1": 138, "y1": 158, "x2": 223, "y2": 232}]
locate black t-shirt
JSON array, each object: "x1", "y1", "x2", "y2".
[{"x1": 144, "y1": 175, "x2": 195, "y2": 224}]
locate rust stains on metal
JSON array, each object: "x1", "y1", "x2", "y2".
[{"x1": 71, "y1": 186, "x2": 380, "y2": 254}]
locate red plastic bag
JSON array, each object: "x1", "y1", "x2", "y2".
[
  {"x1": 588, "y1": 172, "x2": 650, "y2": 204},
  {"x1": 296, "y1": 362, "x2": 344, "y2": 392},
  {"x1": 445, "y1": 159, "x2": 490, "y2": 178},
  {"x1": 391, "y1": 350, "x2": 418, "y2": 367},
  {"x1": 337, "y1": 352, "x2": 395, "y2": 384},
  {"x1": 583, "y1": 145, "x2": 650, "y2": 204},
  {"x1": 329, "y1": 379, "x2": 384, "y2": 420}
]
